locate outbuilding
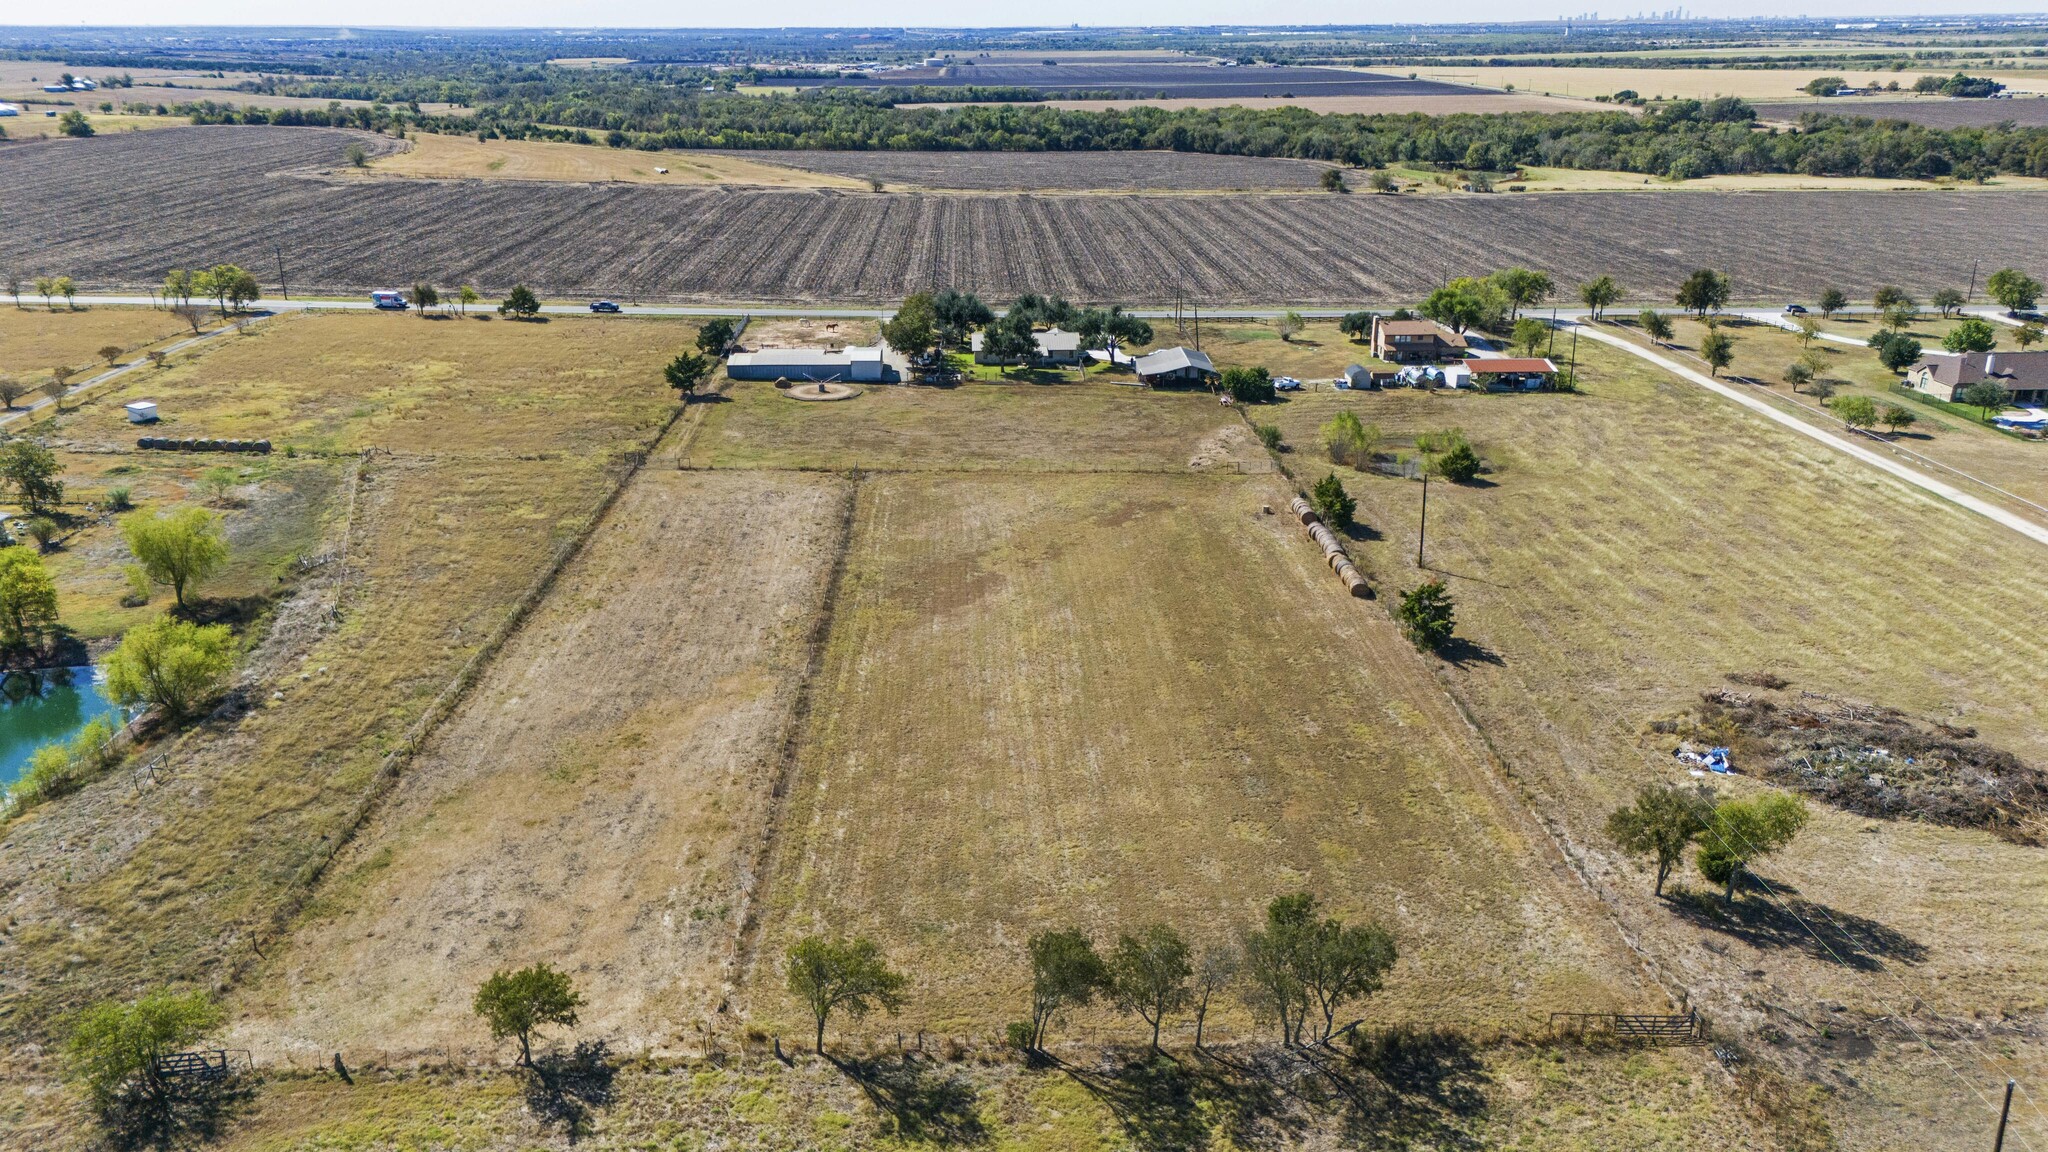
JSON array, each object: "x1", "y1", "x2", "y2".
[
  {"x1": 726, "y1": 344, "x2": 900, "y2": 384},
  {"x1": 125, "y1": 401, "x2": 160, "y2": 424},
  {"x1": 1469, "y1": 358, "x2": 1558, "y2": 391}
]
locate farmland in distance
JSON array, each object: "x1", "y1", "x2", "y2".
[
  {"x1": 715, "y1": 148, "x2": 1340, "y2": 191},
  {"x1": 1755, "y1": 98, "x2": 2048, "y2": 128},
  {"x1": 10, "y1": 126, "x2": 2048, "y2": 305}
]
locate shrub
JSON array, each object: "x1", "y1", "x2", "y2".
[
  {"x1": 1309, "y1": 474, "x2": 1355, "y2": 530},
  {"x1": 1320, "y1": 411, "x2": 1379, "y2": 467},
  {"x1": 1222, "y1": 366, "x2": 1276, "y2": 405},
  {"x1": 1396, "y1": 580, "x2": 1456, "y2": 652},
  {"x1": 105, "y1": 486, "x2": 133, "y2": 512},
  {"x1": 120, "y1": 564, "x2": 151, "y2": 608},
  {"x1": 21, "y1": 516, "x2": 58, "y2": 552},
  {"x1": 1254, "y1": 424, "x2": 1283, "y2": 451}
]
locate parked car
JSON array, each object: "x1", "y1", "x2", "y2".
[
  {"x1": 1783, "y1": 303, "x2": 1808, "y2": 314},
  {"x1": 589, "y1": 300, "x2": 621, "y2": 313}
]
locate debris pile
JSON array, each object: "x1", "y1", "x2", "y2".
[{"x1": 1667, "y1": 689, "x2": 2048, "y2": 845}]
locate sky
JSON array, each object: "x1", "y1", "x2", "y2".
[{"x1": 10, "y1": 2, "x2": 2048, "y2": 27}]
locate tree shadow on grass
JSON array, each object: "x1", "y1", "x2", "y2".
[
  {"x1": 1668, "y1": 885, "x2": 1928, "y2": 971},
  {"x1": 1060, "y1": 1049, "x2": 1302, "y2": 1152},
  {"x1": 830, "y1": 1053, "x2": 987, "y2": 1145},
  {"x1": 525, "y1": 1041, "x2": 617, "y2": 1143},
  {"x1": 107, "y1": 1076, "x2": 255, "y2": 1151},
  {"x1": 1335, "y1": 1026, "x2": 1491, "y2": 1149},
  {"x1": 1437, "y1": 636, "x2": 1506, "y2": 668}
]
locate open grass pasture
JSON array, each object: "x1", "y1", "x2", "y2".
[
  {"x1": 690, "y1": 378, "x2": 1259, "y2": 473},
  {"x1": 1410, "y1": 64, "x2": 2048, "y2": 101},
  {"x1": 0, "y1": 311, "x2": 688, "y2": 1143},
  {"x1": 233, "y1": 469, "x2": 850, "y2": 1063},
  {"x1": 754, "y1": 470, "x2": 1648, "y2": 1040},
  {"x1": 41, "y1": 310, "x2": 682, "y2": 456},
  {"x1": 1658, "y1": 314, "x2": 2048, "y2": 515},
  {"x1": 0, "y1": 303, "x2": 191, "y2": 381},
  {"x1": 1261, "y1": 339, "x2": 2048, "y2": 1150}
]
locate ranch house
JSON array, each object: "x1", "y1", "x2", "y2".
[
  {"x1": 969, "y1": 326, "x2": 1085, "y2": 367},
  {"x1": 1134, "y1": 346, "x2": 1217, "y2": 386},
  {"x1": 1371, "y1": 317, "x2": 1467, "y2": 364},
  {"x1": 1905, "y1": 351, "x2": 2048, "y2": 406},
  {"x1": 726, "y1": 344, "x2": 901, "y2": 383}
]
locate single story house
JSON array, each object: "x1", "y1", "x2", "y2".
[
  {"x1": 726, "y1": 344, "x2": 899, "y2": 383},
  {"x1": 1469, "y1": 358, "x2": 1558, "y2": 391},
  {"x1": 1906, "y1": 351, "x2": 2048, "y2": 406},
  {"x1": 1134, "y1": 346, "x2": 1216, "y2": 386},
  {"x1": 1371, "y1": 317, "x2": 1467, "y2": 364},
  {"x1": 969, "y1": 326, "x2": 1084, "y2": 367}
]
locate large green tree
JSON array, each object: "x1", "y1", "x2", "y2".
[
  {"x1": 1242, "y1": 893, "x2": 1395, "y2": 1047},
  {"x1": 785, "y1": 935, "x2": 907, "y2": 1054},
  {"x1": 1960, "y1": 379, "x2": 2009, "y2": 417},
  {"x1": 104, "y1": 617, "x2": 235, "y2": 721},
  {"x1": 0, "y1": 545, "x2": 59, "y2": 651},
  {"x1": 1696, "y1": 793, "x2": 1809, "y2": 903},
  {"x1": 1986, "y1": 267, "x2": 2041, "y2": 314},
  {"x1": 0, "y1": 440, "x2": 65, "y2": 514},
  {"x1": 881, "y1": 292, "x2": 940, "y2": 360},
  {"x1": 66, "y1": 990, "x2": 224, "y2": 1122},
  {"x1": 1023, "y1": 929, "x2": 1106, "y2": 1052},
  {"x1": 1942, "y1": 318, "x2": 1998, "y2": 354},
  {"x1": 473, "y1": 962, "x2": 583, "y2": 1067},
  {"x1": 1698, "y1": 328, "x2": 1735, "y2": 377},
  {"x1": 1578, "y1": 275, "x2": 1622, "y2": 319},
  {"x1": 1674, "y1": 269, "x2": 1731, "y2": 319},
  {"x1": 1606, "y1": 783, "x2": 1716, "y2": 896},
  {"x1": 1107, "y1": 924, "x2": 1192, "y2": 1054},
  {"x1": 122, "y1": 507, "x2": 227, "y2": 610}
]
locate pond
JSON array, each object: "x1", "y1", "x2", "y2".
[{"x1": 0, "y1": 667, "x2": 128, "y2": 789}]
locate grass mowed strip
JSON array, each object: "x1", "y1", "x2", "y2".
[
  {"x1": 757, "y1": 471, "x2": 1644, "y2": 1041},
  {"x1": 1264, "y1": 341, "x2": 2048, "y2": 1149},
  {"x1": 692, "y1": 379, "x2": 1254, "y2": 473},
  {"x1": 0, "y1": 304, "x2": 191, "y2": 380},
  {"x1": 1642, "y1": 315, "x2": 2048, "y2": 515},
  {"x1": 45, "y1": 310, "x2": 685, "y2": 456},
  {"x1": 363, "y1": 132, "x2": 865, "y2": 188},
  {"x1": 237, "y1": 470, "x2": 851, "y2": 1062}
]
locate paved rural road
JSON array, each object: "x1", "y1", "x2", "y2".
[{"x1": 1574, "y1": 321, "x2": 2048, "y2": 550}]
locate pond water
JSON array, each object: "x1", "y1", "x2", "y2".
[{"x1": 0, "y1": 667, "x2": 128, "y2": 788}]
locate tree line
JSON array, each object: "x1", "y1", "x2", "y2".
[{"x1": 175, "y1": 87, "x2": 2048, "y2": 180}]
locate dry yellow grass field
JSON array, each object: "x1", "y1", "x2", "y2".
[
  {"x1": 358, "y1": 131, "x2": 865, "y2": 187},
  {"x1": 234, "y1": 468, "x2": 851, "y2": 1063},
  {"x1": 0, "y1": 303, "x2": 191, "y2": 377},
  {"x1": 0, "y1": 312, "x2": 688, "y2": 1145},
  {"x1": 0, "y1": 111, "x2": 174, "y2": 139},
  {"x1": 691, "y1": 378, "x2": 1258, "y2": 472},
  {"x1": 754, "y1": 470, "x2": 1649, "y2": 1041},
  {"x1": 1261, "y1": 340, "x2": 2048, "y2": 1150},
  {"x1": 1410, "y1": 64, "x2": 2048, "y2": 100},
  {"x1": 44, "y1": 310, "x2": 683, "y2": 455}
]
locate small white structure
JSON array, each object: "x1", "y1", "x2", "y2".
[
  {"x1": 0, "y1": 103, "x2": 18, "y2": 117},
  {"x1": 125, "y1": 401, "x2": 160, "y2": 424}
]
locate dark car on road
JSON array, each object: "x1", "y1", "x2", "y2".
[
  {"x1": 1784, "y1": 303, "x2": 1808, "y2": 314},
  {"x1": 589, "y1": 300, "x2": 621, "y2": 313}
]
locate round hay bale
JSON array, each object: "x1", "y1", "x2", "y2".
[{"x1": 773, "y1": 376, "x2": 794, "y2": 390}]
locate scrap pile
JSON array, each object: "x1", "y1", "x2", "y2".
[
  {"x1": 1678, "y1": 688, "x2": 2048, "y2": 845},
  {"x1": 1288, "y1": 496, "x2": 1370, "y2": 599}
]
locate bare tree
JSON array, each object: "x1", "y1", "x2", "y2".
[
  {"x1": 172, "y1": 302, "x2": 210, "y2": 335},
  {"x1": 1191, "y1": 945, "x2": 1238, "y2": 1048}
]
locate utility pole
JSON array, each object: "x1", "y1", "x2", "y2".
[
  {"x1": 273, "y1": 243, "x2": 288, "y2": 300},
  {"x1": 1547, "y1": 306, "x2": 1558, "y2": 359},
  {"x1": 1567, "y1": 322, "x2": 1580, "y2": 387},
  {"x1": 1994, "y1": 1079, "x2": 2014, "y2": 1152},
  {"x1": 1417, "y1": 472, "x2": 1430, "y2": 568},
  {"x1": 1967, "y1": 259, "x2": 1981, "y2": 305}
]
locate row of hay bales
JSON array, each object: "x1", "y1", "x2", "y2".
[
  {"x1": 1289, "y1": 496, "x2": 1370, "y2": 599},
  {"x1": 136, "y1": 437, "x2": 272, "y2": 454}
]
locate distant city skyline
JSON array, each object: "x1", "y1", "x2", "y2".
[{"x1": 8, "y1": 2, "x2": 2047, "y2": 29}]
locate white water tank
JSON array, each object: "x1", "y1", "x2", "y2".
[{"x1": 125, "y1": 401, "x2": 159, "y2": 424}]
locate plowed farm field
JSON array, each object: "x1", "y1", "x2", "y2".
[
  {"x1": 714, "y1": 148, "x2": 1340, "y2": 190},
  {"x1": 9, "y1": 126, "x2": 2048, "y2": 305}
]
